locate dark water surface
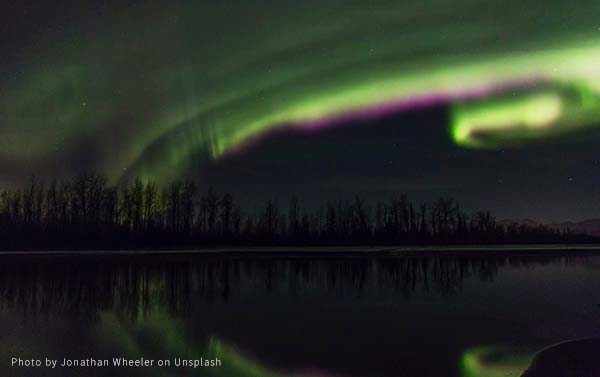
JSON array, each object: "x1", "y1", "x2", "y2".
[{"x1": 1, "y1": 251, "x2": 600, "y2": 377}]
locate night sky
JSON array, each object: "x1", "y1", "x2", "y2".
[{"x1": 2, "y1": 1, "x2": 600, "y2": 221}]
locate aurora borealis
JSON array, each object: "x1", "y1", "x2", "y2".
[
  {"x1": 460, "y1": 346, "x2": 532, "y2": 377},
  {"x1": 4, "y1": 1, "x2": 600, "y2": 371},
  {"x1": 3, "y1": 0, "x2": 600, "y2": 219}
]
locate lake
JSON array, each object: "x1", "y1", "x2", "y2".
[{"x1": 1, "y1": 250, "x2": 600, "y2": 377}]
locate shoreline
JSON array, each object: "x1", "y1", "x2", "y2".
[{"x1": 2, "y1": 244, "x2": 600, "y2": 256}]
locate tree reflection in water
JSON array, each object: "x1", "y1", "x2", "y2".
[
  {"x1": 0, "y1": 252, "x2": 589, "y2": 377},
  {"x1": 0, "y1": 253, "x2": 577, "y2": 322}
]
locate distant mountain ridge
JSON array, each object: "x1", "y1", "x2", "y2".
[
  {"x1": 499, "y1": 218, "x2": 600, "y2": 238},
  {"x1": 498, "y1": 219, "x2": 540, "y2": 228}
]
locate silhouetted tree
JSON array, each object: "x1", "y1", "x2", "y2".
[
  {"x1": 219, "y1": 192, "x2": 233, "y2": 237},
  {"x1": 0, "y1": 174, "x2": 590, "y2": 250}
]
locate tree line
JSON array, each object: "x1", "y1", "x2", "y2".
[{"x1": 0, "y1": 173, "x2": 592, "y2": 250}]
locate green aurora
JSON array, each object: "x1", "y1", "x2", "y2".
[
  {"x1": 1, "y1": 308, "x2": 537, "y2": 377},
  {"x1": 3, "y1": 1, "x2": 600, "y2": 184},
  {"x1": 460, "y1": 346, "x2": 532, "y2": 377},
  {"x1": 93, "y1": 312, "x2": 289, "y2": 377}
]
